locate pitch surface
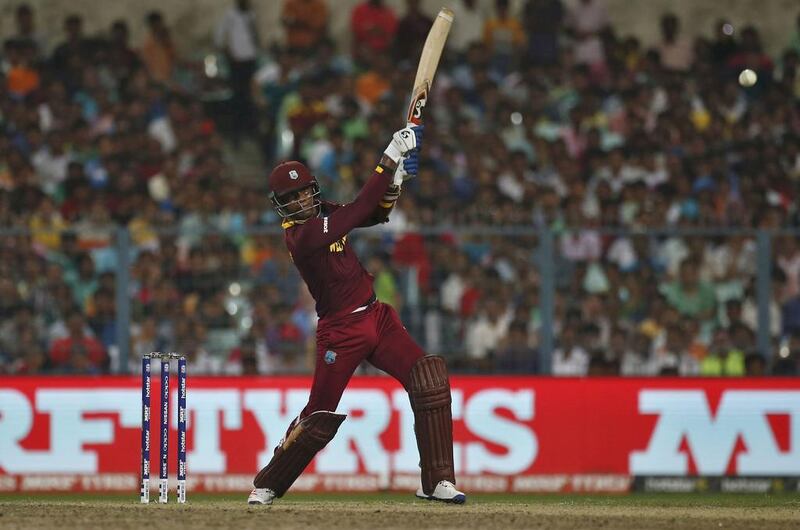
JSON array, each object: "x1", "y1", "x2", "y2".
[{"x1": 1, "y1": 493, "x2": 798, "y2": 529}]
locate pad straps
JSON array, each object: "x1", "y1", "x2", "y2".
[
  {"x1": 409, "y1": 355, "x2": 456, "y2": 495},
  {"x1": 253, "y1": 410, "x2": 346, "y2": 496}
]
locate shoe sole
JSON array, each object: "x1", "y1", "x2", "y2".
[
  {"x1": 415, "y1": 493, "x2": 467, "y2": 504},
  {"x1": 247, "y1": 500, "x2": 273, "y2": 505}
]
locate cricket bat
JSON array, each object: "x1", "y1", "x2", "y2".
[{"x1": 405, "y1": 7, "x2": 454, "y2": 127}]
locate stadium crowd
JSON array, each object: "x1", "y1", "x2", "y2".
[{"x1": 1, "y1": 0, "x2": 799, "y2": 377}]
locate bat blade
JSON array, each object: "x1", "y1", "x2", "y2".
[{"x1": 406, "y1": 7, "x2": 454, "y2": 126}]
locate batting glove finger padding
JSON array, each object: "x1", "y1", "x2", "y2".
[
  {"x1": 404, "y1": 152, "x2": 419, "y2": 174},
  {"x1": 412, "y1": 125, "x2": 424, "y2": 150},
  {"x1": 393, "y1": 149, "x2": 421, "y2": 185}
]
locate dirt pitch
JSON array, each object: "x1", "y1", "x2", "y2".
[{"x1": 1, "y1": 493, "x2": 798, "y2": 530}]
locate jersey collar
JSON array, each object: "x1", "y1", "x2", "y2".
[{"x1": 281, "y1": 205, "x2": 324, "y2": 229}]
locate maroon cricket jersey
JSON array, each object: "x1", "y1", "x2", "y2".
[{"x1": 282, "y1": 165, "x2": 393, "y2": 319}]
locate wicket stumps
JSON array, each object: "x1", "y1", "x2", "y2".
[
  {"x1": 177, "y1": 356, "x2": 187, "y2": 503},
  {"x1": 140, "y1": 352, "x2": 187, "y2": 504}
]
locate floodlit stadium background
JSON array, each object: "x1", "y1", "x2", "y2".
[{"x1": 0, "y1": 0, "x2": 799, "y2": 495}]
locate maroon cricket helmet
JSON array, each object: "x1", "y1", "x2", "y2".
[{"x1": 268, "y1": 161, "x2": 321, "y2": 220}]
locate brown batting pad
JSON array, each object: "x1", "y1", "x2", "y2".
[
  {"x1": 253, "y1": 410, "x2": 346, "y2": 497},
  {"x1": 408, "y1": 355, "x2": 455, "y2": 495}
]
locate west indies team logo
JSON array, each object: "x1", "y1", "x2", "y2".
[
  {"x1": 324, "y1": 350, "x2": 337, "y2": 364},
  {"x1": 289, "y1": 169, "x2": 299, "y2": 180}
]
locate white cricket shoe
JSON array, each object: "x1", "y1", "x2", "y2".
[
  {"x1": 247, "y1": 488, "x2": 276, "y2": 505},
  {"x1": 415, "y1": 480, "x2": 466, "y2": 504}
]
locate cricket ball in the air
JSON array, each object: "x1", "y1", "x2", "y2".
[{"x1": 738, "y1": 69, "x2": 757, "y2": 87}]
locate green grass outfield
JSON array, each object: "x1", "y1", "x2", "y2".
[{"x1": 1, "y1": 492, "x2": 799, "y2": 530}]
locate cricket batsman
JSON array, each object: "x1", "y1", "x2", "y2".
[{"x1": 248, "y1": 125, "x2": 466, "y2": 505}]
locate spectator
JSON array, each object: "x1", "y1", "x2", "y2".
[
  {"x1": 588, "y1": 348, "x2": 617, "y2": 375},
  {"x1": 661, "y1": 259, "x2": 716, "y2": 321},
  {"x1": 742, "y1": 274, "x2": 784, "y2": 338},
  {"x1": 350, "y1": 0, "x2": 397, "y2": 67},
  {"x1": 253, "y1": 47, "x2": 302, "y2": 162},
  {"x1": 710, "y1": 19, "x2": 739, "y2": 68},
  {"x1": 31, "y1": 131, "x2": 71, "y2": 195},
  {"x1": 282, "y1": 0, "x2": 329, "y2": 52},
  {"x1": 141, "y1": 11, "x2": 175, "y2": 84},
  {"x1": 108, "y1": 20, "x2": 141, "y2": 85},
  {"x1": 567, "y1": 0, "x2": 608, "y2": 70},
  {"x1": 216, "y1": 0, "x2": 260, "y2": 147},
  {"x1": 728, "y1": 25, "x2": 774, "y2": 81},
  {"x1": 368, "y1": 253, "x2": 400, "y2": 309},
  {"x1": 48, "y1": 311, "x2": 107, "y2": 373},
  {"x1": 130, "y1": 315, "x2": 169, "y2": 372},
  {"x1": 494, "y1": 320, "x2": 537, "y2": 372},
  {"x1": 523, "y1": 0, "x2": 565, "y2": 66},
  {"x1": 394, "y1": 0, "x2": 433, "y2": 63},
  {"x1": 776, "y1": 235, "x2": 800, "y2": 299},
  {"x1": 448, "y1": 0, "x2": 485, "y2": 57},
  {"x1": 29, "y1": 195, "x2": 68, "y2": 252},
  {"x1": 654, "y1": 322, "x2": 699, "y2": 376},
  {"x1": 284, "y1": 76, "x2": 329, "y2": 158},
  {"x1": 64, "y1": 252, "x2": 98, "y2": 310},
  {"x1": 701, "y1": 327, "x2": 745, "y2": 376},
  {"x1": 465, "y1": 297, "x2": 512, "y2": 366},
  {"x1": 226, "y1": 334, "x2": 265, "y2": 375},
  {"x1": 5, "y1": 40, "x2": 40, "y2": 98},
  {"x1": 0, "y1": 304, "x2": 44, "y2": 364},
  {"x1": 173, "y1": 317, "x2": 220, "y2": 374},
  {"x1": 11, "y1": 4, "x2": 46, "y2": 61},
  {"x1": 552, "y1": 310, "x2": 589, "y2": 375},
  {"x1": 620, "y1": 330, "x2": 658, "y2": 376},
  {"x1": 782, "y1": 288, "x2": 800, "y2": 336},
  {"x1": 87, "y1": 287, "x2": 116, "y2": 351},
  {"x1": 482, "y1": 0, "x2": 526, "y2": 75},
  {"x1": 50, "y1": 14, "x2": 92, "y2": 88},
  {"x1": 658, "y1": 13, "x2": 694, "y2": 72},
  {"x1": 721, "y1": 298, "x2": 746, "y2": 330},
  {"x1": 744, "y1": 352, "x2": 767, "y2": 376},
  {"x1": 355, "y1": 53, "x2": 392, "y2": 107}
]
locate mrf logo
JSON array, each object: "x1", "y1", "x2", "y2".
[{"x1": 630, "y1": 390, "x2": 800, "y2": 475}]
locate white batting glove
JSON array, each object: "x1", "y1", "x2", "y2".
[
  {"x1": 383, "y1": 126, "x2": 422, "y2": 164},
  {"x1": 394, "y1": 145, "x2": 421, "y2": 185},
  {"x1": 393, "y1": 156, "x2": 407, "y2": 186}
]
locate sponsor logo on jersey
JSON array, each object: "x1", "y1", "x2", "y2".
[
  {"x1": 323, "y1": 217, "x2": 328, "y2": 233},
  {"x1": 324, "y1": 350, "x2": 337, "y2": 364}
]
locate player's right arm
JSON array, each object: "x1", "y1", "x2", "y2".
[
  {"x1": 358, "y1": 150, "x2": 420, "y2": 227},
  {"x1": 290, "y1": 126, "x2": 422, "y2": 257}
]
